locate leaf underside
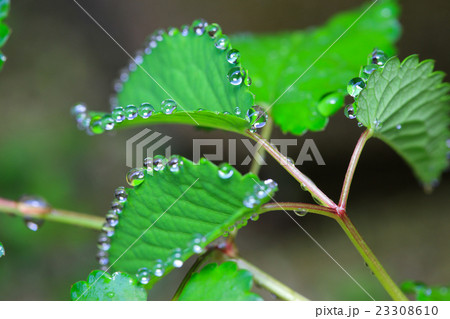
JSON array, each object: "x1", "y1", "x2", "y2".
[
  {"x1": 178, "y1": 261, "x2": 263, "y2": 301},
  {"x1": 74, "y1": 21, "x2": 256, "y2": 135},
  {"x1": 355, "y1": 55, "x2": 450, "y2": 185},
  {"x1": 0, "y1": 0, "x2": 10, "y2": 70},
  {"x1": 401, "y1": 281, "x2": 450, "y2": 301},
  {"x1": 231, "y1": 0, "x2": 400, "y2": 135},
  {"x1": 71, "y1": 270, "x2": 147, "y2": 301},
  {"x1": 103, "y1": 157, "x2": 277, "y2": 286}
]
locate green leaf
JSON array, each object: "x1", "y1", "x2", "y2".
[
  {"x1": 70, "y1": 270, "x2": 147, "y2": 301},
  {"x1": 231, "y1": 0, "x2": 400, "y2": 135},
  {"x1": 178, "y1": 261, "x2": 263, "y2": 301},
  {"x1": 73, "y1": 20, "x2": 260, "y2": 135},
  {"x1": 353, "y1": 55, "x2": 450, "y2": 186},
  {"x1": 401, "y1": 281, "x2": 450, "y2": 301},
  {"x1": 100, "y1": 157, "x2": 277, "y2": 286},
  {"x1": 0, "y1": 0, "x2": 10, "y2": 70}
]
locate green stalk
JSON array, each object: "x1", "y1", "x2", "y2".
[{"x1": 0, "y1": 197, "x2": 103, "y2": 230}]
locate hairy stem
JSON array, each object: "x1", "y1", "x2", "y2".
[
  {"x1": 246, "y1": 131, "x2": 337, "y2": 208},
  {"x1": 339, "y1": 129, "x2": 373, "y2": 208},
  {"x1": 233, "y1": 256, "x2": 309, "y2": 301},
  {"x1": 0, "y1": 197, "x2": 103, "y2": 230},
  {"x1": 249, "y1": 117, "x2": 273, "y2": 175},
  {"x1": 260, "y1": 202, "x2": 337, "y2": 219},
  {"x1": 336, "y1": 213, "x2": 408, "y2": 301}
]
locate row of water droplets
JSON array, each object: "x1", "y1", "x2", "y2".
[
  {"x1": 223, "y1": 178, "x2": 278, "y2": 237},
  {"x1": 344, "y1": 49, "x2": 389, "y2": 130}
]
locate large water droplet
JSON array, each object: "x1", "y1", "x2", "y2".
[
  {"x1": 138, "y1": 103, "x2": 154, "y2": 119},
  {"x1": 161, "y1": 99, "x2": 177, "y2": 114},
  {"x1": 126, "y1": 168, "x2": 145, "y2": 187},
  {"x1": 215, "y1": 36, "x2": 230, "y2": 51},
  {"x1": 227, "y1": 67, "x2": 245, "y2": 86},
  {"x1": 206, "y1": 23, "x2": 221, "y2": 38},
  {"x1": 227, "y1": 49, "x2": 240, "y2": 64},
  {"x1": 252, "y1": 110, "x2": 268, "y2": 129},
  {"x1": 112, "y1": 107, "x2": 126, "y2": 123},
  {"x1": 317, "y1": 92, "x2": 344, "y2": 117},
  {"x1": 218, "y1": 163, "x2": 234, "y2": 179},
  {"x1": 347, "y1": 77, "x2": 366, "y2": 97},
  {"x1": 137, "y1": 268, "x2": 151, "y2": 285},
  {"x1": 125, "y1": 105, "x2": 138, "y2": 120},
  {"x1": 344, "y1": 104, "x2": 356, "y2": 119}
]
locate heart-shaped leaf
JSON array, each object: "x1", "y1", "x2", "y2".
[
  {"x1": 178, "y1": 261, "x2": 262, "y2": 301},
  {"x1": 231, "y1": 0, "x2": 400, "y2": 135},
  {"x1": 71, "y1": 270, "x2": 147, "y2": 301},
  {"x1": 96, "y1": 156, "x2": 277, "y2": 286}
]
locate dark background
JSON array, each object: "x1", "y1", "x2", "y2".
[{"x1": 0, "y1": 0, "x2": 448, "y2": 300}]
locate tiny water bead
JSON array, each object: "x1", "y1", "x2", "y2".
[
  {"x1": 126, "y1": 168, "x2": 145, "y2": 187},
  {"x1": 138, "y1": 103, "x2": 154, "y2": 119},
  {"x1": 97, "y1": 233, "x2": 111, "y2": 251},
  {"x1": 396, "y1": 124, "x2": 402, "y2": 130},
  {"x1": 111, "y1": 200, "x2": 124, "y2": 213},
  {"x1": 161, "y1": 99, "x2": 177, "y2": 114},
  {"x1": 218, "y1": 163, "x2": 234, "y2": 179},
  {"x1": 234, "y1": 107, "x2": 241, "y2": 115},
  {"x1": 153, "y1": 156, "x2": 167, "y2": 172},
  {"x1": 243, "y1": 195, "x2": 259, "y2": 209},
  {"x1": 192, "y1": 19, "x2": 208, "y2": 36},
  {"x1": 370, "y1": 49, "x2": 388, "y2": 66},
  {"x1": 206, "y1": 23, "x2": 221, "y2": 38},
  {"x1": 137, "y1": 268, "x2": 151, "y2": 285},
  {"x1": 171, "y1": 249, "x2": 184, "y2": 268},
  {"x1": 0, "y1": 242, "x2": 5, "y2": 258},
  {"x1": 125, "y1": 105, "x2": 138, "y2": 120},
  {"x1": 250, "y1": 213, "x2": 259, "y2": 221},
  {"x1": 226, "y1": 49, "x2": 240, "y2": 64},
  {"x1": 215, "y1": 36, "x2": 230, "y2": 51},
  {"x1": 252, "y1": 111, "x2": 268, "y2": 129},
  {"x1": 227, "y1": 67, "x2": 245, "y2": 86},
  {"x1": 112, "y1": 107, "x2": 126, "y2": 122},
  {"x1": 100, "y1": 115, "x2": 115, "y2": 131},
  {"x1": 153, "y1": 260, "x2": 165, "y2": 277},
  {"x1": 294, "y1": 209, "x2": 308, "y2": 217},
  {"x1": 97, "y1": 251, "x2": 109, "y2": 266},
  {"x1": 181, "y1": 25, "x2": 189, "y2": 36},
  {"x1": 144, "y1": 157, "x2": 153, "y2": 173},
  {"x1": 360, "y1": 64, "x2": 380, "y2": 81},
  {"x1": 347, "y1": 77, "x2": 366, "y2": 97},
  {"x1": 71, "y1": 103, "x2": 87, "y2": 116},
  {"x1": 89, "y1": 116, "x2": 104, "y2": 135},
  {"x1": 102, "y1": 222, "x2": 115, "y2": 237},
  {"x1": 114, "y1": 186, "x2": 128, "y2": 203},
  {"x1": 168, "y1": 155, "x2": 183, "y2": 172},
  {"x1": 106, "y1": 212, "x2": 119, "y2": 227},
  {"x1": 168, "y1": 27, "x2": 179, "y2": 37},
  {"x1": 344, "y1": 105, "x2": 356, "y2": 119}
]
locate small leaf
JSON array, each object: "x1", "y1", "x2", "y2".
[
  {"x1": 352, "y1": 55, "x2": 450, "y2": 186},
  {"x1": 0, "y1": 0, "x2": 10, "y2": 70},
  {"x1": 71, "y1": 270, "x2": 147, "y2": 301},
  {"x1": 98, "y1": 157, "x2": 277, "y2": 286},
  {"x1": 231, "y1": 0, "x2": 400, "y2": 135},
  {"x1": 401, "y1": 281, "x2": 450, "y2": 301},
  {"x1": 178, "y1": 261, "x2": 263, "y2": 301},
  {"x1": 73, "y1": 20, "x2": 259, "y2": 135}
]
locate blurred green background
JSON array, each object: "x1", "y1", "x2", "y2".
[{"x1": 0, "y1": 0, "x2": 448, "y2": 300}]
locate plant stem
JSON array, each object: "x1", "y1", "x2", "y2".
[
  {"x1": 260, "y1": 202, "x2": 337, "y2": 219},
  {"x1": 246, "y1": 130, "x2": 337, "y2": 208},
  {"x1": 336, "y1": 213, "x2": 408, "y2": 301},
  {"x1": 339, "y1": 129, "x2": 373, "y2": 209},
  {"x1": 233, "y1": 256, "x2": 309, "y2": 301},
  {"x1": 249, "y1": 117, "x2": 273, "y2": 175},
  {"x1": 0, "y1": 197, "x2": 103, "y2": 230}
]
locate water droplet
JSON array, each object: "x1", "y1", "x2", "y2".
[
  {"x1": 357, "y1": 122, "x2": 363, "y2": 127},
  {"x1": 234, "y1": 107, "x2": 241, "y2": 115},
  {"x1": 112, "y1": 107, "x2": 126, "y2": 122},
  {"x1": 370, "y1": 49, "x2": 388, "y2": 66},
  {"x1": 97, "y1": 233, "x2": 111, "y2": 251},
  {"x1": 138, "y1": 103, "x2": 154, "y2": 119},
  {"x1": 347, "y1": 77, "x2": 366, "y2": 97},
  {"x1": 161, "y1": 99, "x2": 177, "y2": 114},
  {"x1": 396, "y1": 124, "x2": 402, "y2": 130},
  {"x1": 168, "y1": 155, "x2": 183, "y2": 172},
  {"x1": 168, "y1": 27, "x2": 179, "y2": 37},
  {"x1": 192, "y1": 244, "x2": 203, "y2": 254},
  {"x1": 252, "y1": 111, "x2": 268, "y2": 129},
  {"x1": 244, "y1": 71, "x2": 252, "y2": 87},
  {"x1": 126, "y1": 168, "x2": 145, "y2": 187},
  {"x1": 137, "y1": 268, "x2": 151, "y2": 285},
  {"x1": 89, "y1": 116, "x2": 104, "y2": 134},
  {"x1": 171, "y1": 248, "x2": 183, "y2": 268},
  {"x1": 373, "y1": 119, "x2": 382, "y2": 130},
  {"x1": 206, "y1": 23, "x2": 221, "y2": 38},
  {"x1": 344, "y1": 105, "x2": 356, "y2": 119},
  {"x1": 96, "y1": 250, "x2": 108, "y2": 265},
  {"x1": 215, "y1": 36, "x2": 230, "y2": 51},
  {"x1": 250, "y1": 213, "x2": 259, "y2": 221},
  {"x1": 360, "y1": 64, "x2": 379, "y2": 80},
  {"x1": 102, "y1": 222, "x2": 115, "y2": 237},
  {"x1": 144, "y1": 157, "x2": 153, "y2": 173},
  {"x1": 111, "y1": 200, "x2": 123, "y2": 212},
  {"x1": 125, "y1": 105, "x2": 138, "y2": 120},
  {"x1": 243, "y1": 195, "x2": 259, "y2": 208},
  {"x1": 152, "y1": 261, "x2": 165, "y2": 277},
  {"x1": 245, "y1": 107, "x2": 258, "y2": 123},
  {"x1": 0, "y1": 242, "x2": 5, "y2": 258},
  {"x1": 192, "y1": 19, "x2": 207, "y2": 36},
  {"x1": 227, "y1": 67, "x2": 245, "y2": 86},
  {"x1": 153, "y1": 156, "x2": 167, "y2": 171},
  {"x1": 106, "y1": 291, "x2": 115, "y2": 298},
  {"x1": 317, "y1": 92, "x2": 345, "y2": 117},
  {"x1": 294, "y1": 209, "x2": 308, "y2": 217},
  {"x1": 71, "y1": 103, "x2": 87, "y2": 116},
  {"x1": 226, "y1": 49, "x2": 240, "y2": 64},
  {"x1": 106, "y1": 211, "x2": 119, "y2": 227},
  {"x1": 181, "y1": 25, "x2": 189, "y2": 36},
  {"x1": 218, "y1": 163, "x2": 234, "y2": 179},
  {"x1": 114, "y1": 186, "x2": 128, "y2": 203},
  {"x1": 114, "y1": 80, "x2": 123, "y2": 92},
  {"x1": 101, "y1": 115, "x2": 115, "y2": 130}
]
